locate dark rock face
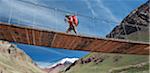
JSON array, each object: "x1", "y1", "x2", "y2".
[
  {"x1": 74, "y1": 53, "x2": 110, "y2": 65},
  {"x1": 106, "y1": 1, "x2": 149, "y2": 39}
]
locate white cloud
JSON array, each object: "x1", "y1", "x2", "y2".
[
  {"x1": 84, "y1": 0, "x2": 97, "y2": 17},
  {"x1": 95, "y1": 0, "x2": 119, "y2": 23},
  {"x1": 24, "y1": 0, "x2": 39, "y2": 4},
  {"x1": 83, "y1": 0, "x2": 119, "y2": 23}
]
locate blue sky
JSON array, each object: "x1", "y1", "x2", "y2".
[
  {"x1": 0, "y1": 0, "x2": 147, "y2": 65},
  {"x1": 16, "y1": 43, "x2": 88, "y2": 62}
]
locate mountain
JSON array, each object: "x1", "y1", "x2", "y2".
[
  {"x1": 106, "y1": 0, "x2": 149, "y2": 42},
  {"x1": 0, "y1": 40, "x2": 46, "y2": 73},
  {"x1": 63, "y1": 1, "x2": 149, "y2": 73},
  {"x1": 42, "y1": 58, "x2": 78, "y2": 73},
  {"x1": 64, "y1": 53, "x2": 148, "y2": 73}
]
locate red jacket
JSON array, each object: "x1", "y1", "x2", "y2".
[
  {"x1": 66, "y1": 15, "x2": 79, "y2": 27},
  {"x1": 67, "y1": 16, "x2": 73, "y2": 25}
]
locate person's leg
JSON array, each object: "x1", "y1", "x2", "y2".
[
  {"x1": 66, "y1": 22, "x2": 73, "y2": 33},
  {"x1": 72, "y1": 26, "x2": 77, "y2": 34},
  {"x1": 66, "y1": 26, "x2": 72, "y2": 33},
  {"x1": 66, "y1": 28, "x2": 69, "y2": 33}
]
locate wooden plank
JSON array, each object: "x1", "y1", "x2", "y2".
[
  {"x1": 93, "y1": 40, "x2": 108, "y2": 52},
  {"x1": 27, "y1": 29, "x2": 34, "y2": 45},
  {"x1": 40, "y1": 31, "x2": 55, "y2": 47},
  {"x1": 0, "y1": 28, "x2": 7, "y2": 41},
  {"x1": 25, "y1": 29, "x2": 30, "y2": 44},
  {"x1": 9, "y1": 26, "x2": 27, "y2": 44},
  {"x1": 34, "y1": 30, "x2": 42, "y2": 46},
  {"x1": 75, "y1": 37, "x2": 95, "y2": 50},
  {"x1": 97, "y1": 41, "x2": 120, "y2": 52},
  {"x1": 32, "y1": 30, "x2": 36, "y2": 45},
  {"x1": 128, "y1": 44, "x2": 148, "y2": 55},
  {"x1": 111, "y1": 43, "x2": 136, "y2": 54},
  {"x1": 0, "y1": 25, "x2": 14, "y2": 42},
  {"x1": 0, "y1": 30, "x2": 5, "y2": 40},
  {"x1": 88, "y1": 39, "x2": 106, "y2": 52}
]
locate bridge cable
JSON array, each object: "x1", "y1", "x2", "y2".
[{"x1": 17, "y1": 0, "x2": 118, "y2": 24}]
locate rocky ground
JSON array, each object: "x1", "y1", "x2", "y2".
[{"x1": 0, "y1": 40, "x2": 46, "y2": 73}]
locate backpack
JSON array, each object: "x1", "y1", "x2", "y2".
[{"x1": 72, "y1": 15, "x2": 79, "y2": 26}]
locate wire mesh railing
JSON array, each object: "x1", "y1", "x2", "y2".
[{"x1": 0, "y1": 0, "x2": 149, "y2": 43}]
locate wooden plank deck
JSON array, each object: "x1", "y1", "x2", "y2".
[{"x1": 0, "y1": 22, "x2": 149, "y2": 55}]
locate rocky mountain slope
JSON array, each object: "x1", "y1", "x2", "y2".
[
  {"x1": 63, "y1": 1, "x2": 149, "y2": 73},
  {"x1": 106, "y1": 1, "x2": 149, "y2": 42},
  {"x1": 0, "y1": 40, "x2": 46, "y2": 73},
  {"x1": 43, "y1": 62, "x2": 70, "y2": 73}
]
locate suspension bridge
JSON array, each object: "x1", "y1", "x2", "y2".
[
  {"x1": 0, "y1": 22, "x2": 149, "y2": 55},
  {"x1": 0, "y1": 0, "x2": 149, "y2": 55}
]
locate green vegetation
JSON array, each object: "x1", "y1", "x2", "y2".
[
  {"x1": 65, "y1": 53, "x2": 149, "y2": 73},
  {"x1": 128, "y1": 31, "x2": 149, "y2": 42},
  {"x1": 111, "y1": 63, "x2": 149, "y2": 73}
]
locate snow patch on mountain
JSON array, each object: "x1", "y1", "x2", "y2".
[{"x1": 36, "y1": 58, "x2": 79, "y2": 69}]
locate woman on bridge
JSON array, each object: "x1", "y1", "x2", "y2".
[{"x1": 64, "y1": 14, "x2": 79, "y2": 34}]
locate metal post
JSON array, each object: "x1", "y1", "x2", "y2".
[
  {"x1": 135, "y1": 21, "x2": 141, "y2": 41},
  {"x1": 25, "y1": 29, "x2": 30, "y2": 44},
  {"x1": 122, "y1": 23, "x2": 128, "y2": 40},
  {"x1": 32, "y1": 4, "x2": 37, "y2": 45}
]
